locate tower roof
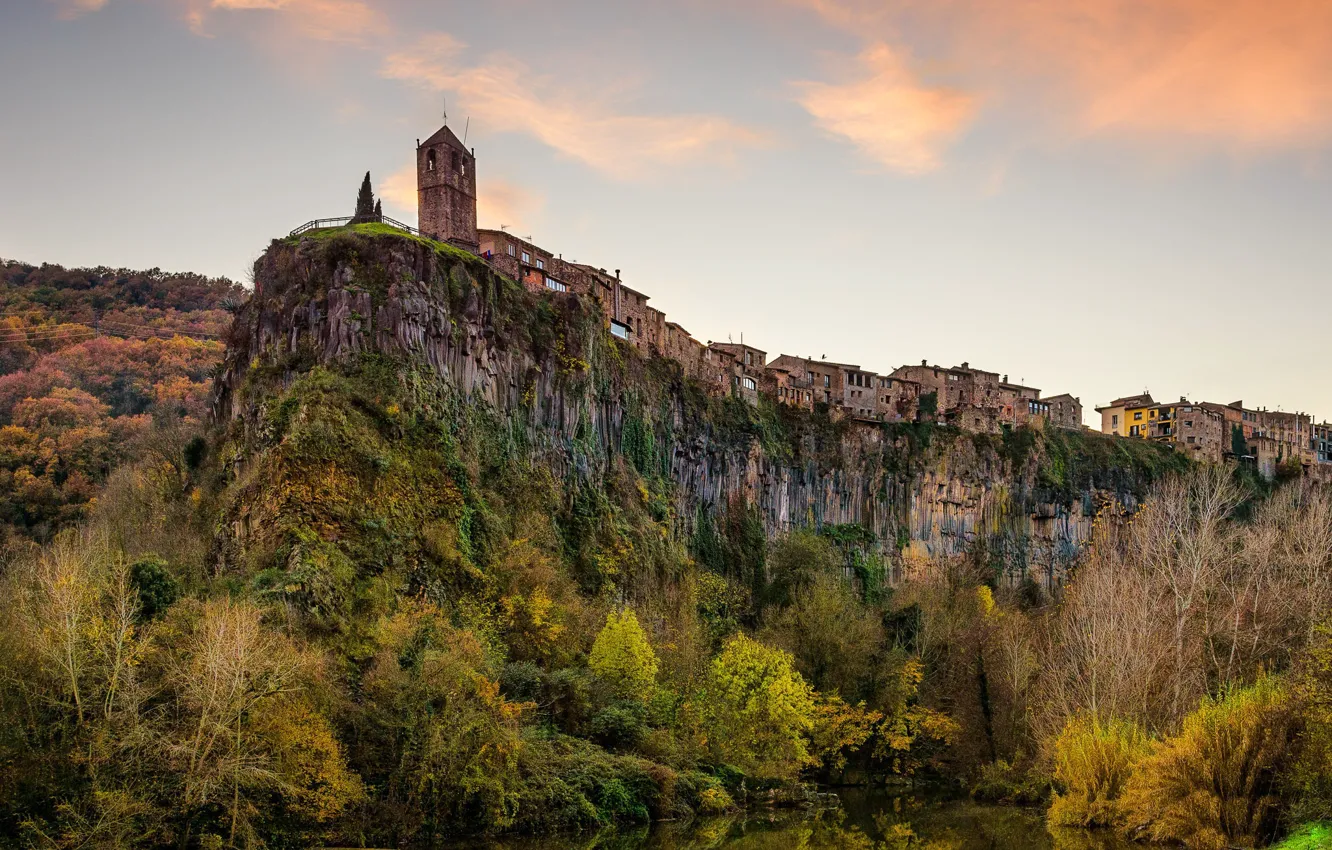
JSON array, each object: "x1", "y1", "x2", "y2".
[{"x1": 421, "y1": 124, "x2": 468, "y2": 152}]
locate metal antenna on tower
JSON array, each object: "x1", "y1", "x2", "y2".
[
  {"x1": 463, "y1": 117, "x2": 470, "y2": 145},
  {"x1": 442, "y1": 97, "x2": 448, "y2": 126}
]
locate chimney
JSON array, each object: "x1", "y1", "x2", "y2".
[
  {"x1": 1003, "y1": 375, "x2": 1008, "y2": 383},
  {"x1": 961, "y1": 361, "x2": 969, "y2": 370},
  {"x1": 615, "y1": 269, "x2": 621, "y2": 280},
  {"x1": 921, "y1": 359, "x2": 928, "y2": 366}
]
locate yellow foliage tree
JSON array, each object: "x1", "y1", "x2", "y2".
[
  {"x1": 702, "y1": 633, "x2": 817, "y2": 780},
  {"x1": 1047, "y1": 715, "x2": 1151, "y2": 828},
  {"x1": 588, "y1": 608, "x2": 658, "y2": 699},
  {"x1": 1119, "y1": 677, "x2": 1297, "y2": 850}
]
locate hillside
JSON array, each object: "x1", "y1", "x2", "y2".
[{"x1": 0, "y1": 260, "x2": 245, "y2": 542}]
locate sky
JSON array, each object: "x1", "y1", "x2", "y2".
[{"x1": 2, "y1": 0, "x2": 1331, "y2": 426}]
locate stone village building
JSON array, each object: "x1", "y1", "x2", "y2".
[
  {"x1": 1096, "y1": 385, "x2": 1329, "y2": 480},
  {"x1": 414, "y1": 119, "x2": 1089, "y2": 433}
]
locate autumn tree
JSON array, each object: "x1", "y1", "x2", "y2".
[
  {"x1": 356, "y1": 602, "x2": 526, "y2": 840},
  {"x1": 701, "y1": 633, "x2": 817, "y2": 780},
  {"x1": 589, "y1": 608, "x2": 658, "y2": 700}
]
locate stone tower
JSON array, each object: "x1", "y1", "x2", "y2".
[{"x1": 417, "y1": 123, "x2": 478, "y2": 251}]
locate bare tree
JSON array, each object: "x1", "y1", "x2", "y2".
[{"x1": 1132, "y1": 466, "x2": 1243, "y2": 725}]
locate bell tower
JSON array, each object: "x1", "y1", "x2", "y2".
[{"x1": 417, "y1": 122, "x2": 478, "y2": 251}]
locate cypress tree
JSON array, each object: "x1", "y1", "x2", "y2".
[
  {"x1": 373, "y1": 199, "x2": 382, "y2": 221},
  {"x1": 353, "y1": 172, "x2": 375, "y2": 222}
]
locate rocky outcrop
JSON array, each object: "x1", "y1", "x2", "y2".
[{"x1": 215, "y1": 229, "x2": 1176, "y2": 588}]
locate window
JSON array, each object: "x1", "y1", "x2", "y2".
[
  {"x1": 1134, "y1": 411, "x2": 1143, "y2": 420},
  {"x1": 746, "y1": 352, "x2": 753, "y2": 366},
  {"x1": 507, "y1": 244, "x2": 516, "y2": 257},
  {"x1": 450, "y1": 150, "x2": 460, "y2": 172},
  {"x1": 426, "y1": 149, "x2": 437, "y2": 171},
  {"x1": 545, "y1": 277, "x2": 566, "y2": 292},
  {"x1": 742, "y1": 377, "x2": 757, "y2": 391},
  {"x1": 823, "y1": 375, "x2": 830, "y2": 387},
  {"x1": 611, "y1": 321, "x2": 629, "y2": 339},
  {"x1": 522, "y1": 251, "x2": 531, "y2": 264},
  {"x1": 537, "y1": 258, "x2": 545, "y2": 270},
  {"x1": 1112, "y1": 414, "x2": 1119, "y2": 427}
]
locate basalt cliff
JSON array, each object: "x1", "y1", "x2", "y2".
[{"x1": 210, "y1": 225, "x2": 1186, "y2": 599}]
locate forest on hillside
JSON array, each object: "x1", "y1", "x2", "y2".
[
  {"x1": 0, "y1": 260, "x2": 244, "y2": 543},
  {"x1": 0, "y1": 250, "x2": 1329, "y2": 850}
]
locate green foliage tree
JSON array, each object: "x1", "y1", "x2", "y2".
[
  {"x1": 588, "y1": 608, "x2": 658, "y2": 699},
  {"x1": 129, "y1": 556, "x2": 179, "y2": 620},
  {"x1": 1232, "y1": 424, "x2": 1248, "y2": 458},
  {"x1": 762, "y1": 570, "x2": 884, "y2": 701},
  {"x1": 353, "y1": 171, "x2": 376, "y2": 222},
  {"x1": 701, "y1": 633, "x2": 817, "y2": 780},
  {"x1": 764, "y1": 529, "x2": 839, "y2": 608},
  {"x1": 358, "y1": 602, "x2": 526, "y2": 840}
]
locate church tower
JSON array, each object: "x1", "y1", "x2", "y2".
[{"x1": 417, "y1": 123, "x2": 478, "y2": 251}]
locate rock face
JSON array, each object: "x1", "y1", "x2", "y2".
[{"x1": 215, "y1": 230, "x2": 1175, "y2": 588}]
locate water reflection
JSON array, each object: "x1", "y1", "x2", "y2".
[{"x1": 463, "y1": 789, "x2": 1133, "y2": 850}]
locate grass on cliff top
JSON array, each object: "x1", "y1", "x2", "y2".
[{"x1": 285, "y1": 222, "x2": 489, "y2": 270}]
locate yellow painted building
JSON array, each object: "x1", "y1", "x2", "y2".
[{"x1": 1096, "y1": 393, "x2": 1155, "y2": 437}]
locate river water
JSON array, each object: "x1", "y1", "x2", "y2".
[{"x1": 453, "y1": 788, "x2": 1134, "y2": 849}]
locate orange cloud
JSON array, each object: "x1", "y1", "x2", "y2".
[
  {"x1": 381, "y1": 34, "x2": 770, "y2": 180},
  {"x1": 378, "y1": 164, "x2": 418, "y2": 219},
  {"x1": 46, "y1": 0, "x2": 108, "y2": 18},
  {"x1": 787, "y1": 0, "x2": 1332, "y2": 154},
  {"x1": 476, "y1": 180, "x2": 545, "y2": 231},
  {"x1": 794, "y1": 44, "x2": 976, "y2": 173},
  {"x1": 379, "y1": 163, "x2": 545, "y2": 232},
  {"x1": 191, "y1": 0, "x2": 389, "y2": 44}
]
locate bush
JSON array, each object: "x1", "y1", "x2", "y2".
[
  {"x1": 510, "y1": 734, "x2": 673, "y2": 831},
  {"x1": 971, "y1": 759, "x2": 1052, "y2": 806},
  {"x1": 1048, "y1": 715, "x2": 1151, "y2": 827},
  {"x1": 129, "y1": 556, "x2": 180, "y2": 620},
  {"x1": 1119, "y1": 677, "x2": 1299, "y2": 849},
  {"x1": 590, "y1": 700, "x2": 648, "y2": 750}
]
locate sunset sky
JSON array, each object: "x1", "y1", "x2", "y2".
[{"x1": 3, "y1": 0, "x2": 1331, "y2": 424}]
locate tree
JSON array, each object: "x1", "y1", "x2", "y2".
[
  {"x1": 701, "y1": 633, "x2": 816, "y2": 780},
  {"x1": 373, "y1": 199, "x2": 382, "y2": 221},
  {"x1": 588, "y1": 608, "x2": 658, "y2": 699},
  {"x1": 1231, "y1": 424, "x2": 1247, "y2": 458},
  {"x1": 761, "y1": 571, "x2": 883, "y2": 701},
  {"x1": 353, "y1": 172, "x2": 375, "y2": 222}
]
